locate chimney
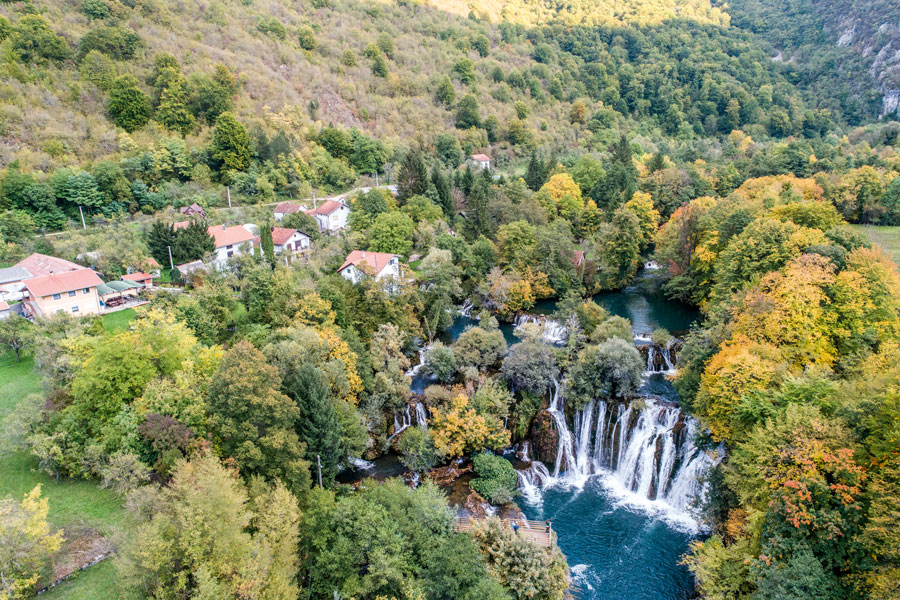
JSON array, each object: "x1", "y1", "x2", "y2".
[
  {"x1": 361, "y1": 252, "x2": 366, "y2": 258},
  {"x1": 222, "y1": 224, "x2": 226, "y2": 231}
]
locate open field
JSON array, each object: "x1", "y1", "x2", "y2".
[
  {"x1": 0, "y1": 351, "x2": 129, "y2": 598},
  {"x1": 101, "y1": 308, "x2": 137, "y2": 333},
  {"x1": 850, "y1": 224, "x2": 900, "y2": 263}
]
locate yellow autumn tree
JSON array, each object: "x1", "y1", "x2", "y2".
[
  {"x1": 695, "y1": 336, "x2": 785, "y2": 441},
  {"x1": 0, "y1": 485, "x2": 64, "y2": 600},
  {"x1": 624, "y1": 191, "x2": 661, "y2": 249},
  {"x1": 534, "y1": 173, "x2": 584, "y2": 221},
  {"x1": 431, "y1": 394, "x2": 509, "y2": 458}
]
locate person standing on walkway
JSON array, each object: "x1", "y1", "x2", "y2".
[{"x1": 512, "y1": 520, "x2": 520, "y2": 534}]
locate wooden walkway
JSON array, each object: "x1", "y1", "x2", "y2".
[{"x1": 456, "y1": 517, "x2": 553, "y2": 547}]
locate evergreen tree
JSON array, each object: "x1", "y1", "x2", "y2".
[
  {"x1": 210, "y1": 111, "x2": 252, "y2": 173},
  {"x1": 525, "y1": 152, "x2": 548, "y2": 191},
  {"x1": 431, "y1": 166, "x2": 453, "y2": 218},
  {"x1": 284, "y1": 364, "x2": 342, "y2": 486},
  {"x1": 455, "y1": 94, "x2": 480, "y2": 129},
  {"x1": 173, "y1": 219, "x2": 214, "y2": 263},
  {"x1": 461, "y1": 165, "x2": 475, "y2": 196},
  {"x1": 465, "y1": 177, "x2": 493, "y2": 239},
  {"x1": 107, "y1": 74, "x2": 152, "y2": 132},
  {"x1": 396, "y1": 148, "x2": 428, "y2": 202},
  {"x1": 147, "y1": 221, "x2": 176, "y2": 267},
  {"x1": 260, "y1": 222, "x2": 275, "y2": 266}
]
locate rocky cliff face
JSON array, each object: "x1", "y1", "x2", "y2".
[{"x1": 727, "y1": 0, "x2": 900, "y2": 117}]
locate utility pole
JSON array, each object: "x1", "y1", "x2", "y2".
[
  {"x1": 316, "y1": 455, "x2": 323, "y2": 488},
  {"x1": 226, "y1": 186, "x2": 232, "y2": 209},
  {"x1": 167, "y1": 245, "x2": 174, "y2": 270},
  {"x1": 78, "y1": 206, "x2": 86, "y2": 229},
  {"x1": 375, "y1": 172, "x2": 379, "y2": 187}
]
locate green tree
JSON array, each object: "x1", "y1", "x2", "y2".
[
  {"x1": 453, "y1": 326, "x2": 507, "y2": 371},
  {"x1": 120, "y1": 455, "x2": 301, "y2": 600},
  {"x1": 206, "y1": 341, "x2": 311, "y2": 493},
  {"x1": 172, "y1": 219, "x2": 215, "y2": 263},
  {"x1": 397, "y1": 148, "x2": 428, "y2": 201},
  {"x1": 501, "y1": 341, "x2": 558, "y2": 395},
  {"x1": 567, "y1": 337, "x2": 643, "y2": 409},
  {"x1": 155, "y1": 75, "x2": 194, "y2": 135},
  {"x1": 435, "y1": 74, "x2": 456, "y2": 106},
  {"x1": 284, "y1": 364, "x2": 343, "y2": 486},
  {"x1": 107, "y1": 74, "x2": 152, "y2": 132},
  {"x1": 0, "y1": 486, "x2": 64, "y2": 600},
  {"x1": 0, "y1": 315, "x2": 34, "y2": 363},
  {"x1": 259, "y1": 222, "x2": 275, "y2": 266},
  {"x1": 369, "y1": 211, "x2": 415, "y2": 255},
  {"x1": 210, "y1": 111, "x2": 252, "y2": 172},
  {"x1": 297, "y1": 26, "x2": 316, "y2": 51},
  {"x1": 425, "y1": 342, "x2": 457, "y2": 382},
  {"x1": 456, "y1": 94, "x2": 481, "y2": 129},
  {"x1": 11, "y1": 15, "x2": 71, "y2": 64},
  {"x1": 398, "y1": 426, "x2": 439, "y2": 474}
]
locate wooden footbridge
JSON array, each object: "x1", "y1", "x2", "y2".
[{"x1": 455, "y1": 516, "x2": 554, "y2": 547}]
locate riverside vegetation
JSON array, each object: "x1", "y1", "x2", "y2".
[{"x1": 0, "y1": 0, "x2": 900, "y2": 599}]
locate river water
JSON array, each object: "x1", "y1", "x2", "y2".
[{"x1": 386, "y1": 270, "x2": 705, "y2": 599}]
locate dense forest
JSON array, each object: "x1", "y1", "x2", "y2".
[{"x1": 0, "y1": 0, "x2": 899, "y2": 599}]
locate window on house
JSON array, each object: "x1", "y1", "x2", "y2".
[
  {"x1": 68, "y1": 290, "x2": 76, "y2": 297},
  {"x1": 52, "y1": 293, "x2": 61, "y2": 300},
  {"x1": 71, "y1": 305, "x2": 79, "y2": 313},
  {"x1": 83, "y1": 288, "x2": 89, "y2": 294},
  {"x1": 227, "y1": 244, "x2": 233, "y2": 249},
  {"x1": 227, "y1": 251, "x2": 234, "y2": 257}
]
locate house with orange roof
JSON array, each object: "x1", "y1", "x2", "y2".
[
  {"x1": 23, "y1": 268, "x2": 104, "y2": 318},
  {"x1": 338, "y1": 250, "x2": 401, "y2": 284},
  {"x1": 269, "y1": 226, "x2": 311, "y2": 254},
  {"x1": 274, "y1": 202, "x2": 304, "y2": 221},
  {"x1": 208, "y1": 224, "x2": 256, "y2": 262},
  {"x1": 468, "y1": 153, "x2": 491, "y2": 170},
  {"x1": 307, "y1": 199, "x2": 350, "y2": 233}
]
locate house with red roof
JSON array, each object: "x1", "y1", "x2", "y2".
[
  {"x1": 307, "y1": 199, "x2": 350, "y2": 233},
  {"x1": 271, "y1": 227, "x2": 310, "y2": 254},
  {"x1": 208, "y1": 224, "x2": 256, "y2": 262},
  {"x1": 23, "y1": 268, "x2": 104, "y2": 318},
  {"x1": 468, "y1": 153, "x2": 491, "y2": 170},
  {"x1": 274, "y1": 202, "x2": 304, "y2": 222},
  {"x1": 338, "y1": 250, "x2": 401, "y2": 284}
]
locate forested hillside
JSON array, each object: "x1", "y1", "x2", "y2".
[{"x1": 724, "y1": 0, "x2": 900, "y2": 119}]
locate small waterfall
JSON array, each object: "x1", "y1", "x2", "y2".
[
  {"x1": 634, "y1": 332, "x2": 651, "y2": 342},
  {"x1": 387, "y1": 405, "x2": 413, "y2": 442},
  {"x1": 643, "y1": 341, "x2": 678, "y2": 374},
  {"x1": 644, "y1": 260, "x2": 660, "y2": 270},
  {"x1": 514, "y1": 314, "x2": 567, "y2": 345},
  {"x1": 548, "y1": 380, "x2": 576, "y2": 478},
  {"x1": 414, "y1": 402, "x2": 429, "y2": 430},
  {"x1": 405, "y1": 347, "x2": 428, "y2": 377},
  {"x1": 458, "y1": 299, "x2": 474, "y2": 317},
  {"x1": 517, "y1": 461, "x2": 551, "y2": 504}
]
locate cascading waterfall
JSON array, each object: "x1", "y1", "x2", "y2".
[
  {"x1": 405, "y1": 347, "x2": 428, "y2": 377},
  {"x1": 514, "y1": 314, "x2": 567, "y2": 345},
  {"x1": 548, "y1": 379, "x2": 576, "y2": 477},
  {"x1": 415, "y1": 402, "x2": 429, "y2": 430},
  {"x1": 387, "y1": 405, "x2": 413, "y2": 442},
  {"x1": 458, "y1": 299, "x2": 474, "y2": 317},
  {"x1": 523, "y1": 347, "x2": 719, "y2": 522},
  {"x1": 645, "y1": 342, "x2": 677, "y2": 374}
]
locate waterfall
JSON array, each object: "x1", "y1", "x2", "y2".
[
  {"x1": 414, "y1": 402, "x2": 429, "y2": 430},
  {"x1": 548, "y1": 380, "x2": 576, "y2": 478},
  {"x1": 517, "y1": 461, "x2": 551, "y2": 504},
  {"x1": 644, "y1": 260, "x2": 660, "y2": 270},
  {"x1": 643, "y1": 341, "x2": 678, "y2": 374},
  {"x1": 458, "y1": 299, "x2": 474, "y2": 317},
  {"x1": 405, "y1": 347, "x2": 428, "y2": 377},
  {"x1": 529, "y1": 378, "x2": 719, "y2": 521},
  {"x1": 514, "y1": 314, "x2": 567, "y2": 345},
  {"x1": 387, "y1": 405, "x2": 413, "y2": 442}
]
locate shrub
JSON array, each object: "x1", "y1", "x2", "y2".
[
  {"x1": 78, "y1": 25, "x2": 143, "y2": 61},
  {"x1": 469, "y1": 452, "x2": 517, "y2": 504}
]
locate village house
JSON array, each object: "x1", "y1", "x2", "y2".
[
  {"x1": 273, "y1": 202, "x2": 303, "y2": 222},
  {"x1": 1, "y1": 253, "x2": 88, "y2": 302},
  {"x1": 468, "y1": 153, "x2": 491, "y2": 170},
  {"x1": 338, "y1": 250, "x2": 401, "y2": 284},
  {"x1": 179, "y1": 203, "x2": 207, "y2": 219},
  {"x1": 23, "y1": 268, "x2": 104, "y2": 318},
  {"x1": 174, "y1": 222, "x2": 256, "y2": 263},
  {"x1": 307, "y1": 200, "x2": 350, "y2": 233},
  {"x1": 270, "y1": 227, "x2": 311, "y2": 254},
  {"x1": 174, "y1": 260, "x2": 205, "y2": 280},
  {"x1": 0, "y1": 300, "x2": 10, "y2": 319}
]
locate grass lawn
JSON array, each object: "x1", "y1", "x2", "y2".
[
  {"x1": 0, "y1": 351, "x2": 130, "y2": 597},
  {"x1": 101, "y1": 308, "x2": 136, "y2": 332},
  {"x1": 849, "y1": 224, "x2": 900, "y2": 263}
]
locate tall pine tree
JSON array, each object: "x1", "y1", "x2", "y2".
[
  {"x1": 285, "y1": 364, "x2": 343, "y2": 486},
  {"x1": 260, "y1": 222, "x2": 275, "y2": 266},
  {"x1": 147, "y1": 221, "x2": 176, "y2": 267},
  {"x1": 525, "y1": 151, "x2": 548, "y2": 191},
  {"x1": 431, "y1": 166, "x2": 453, "y2": 219},
  {"x1": 396, "y1": 148, "x2": 428, "y2": 203}
]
